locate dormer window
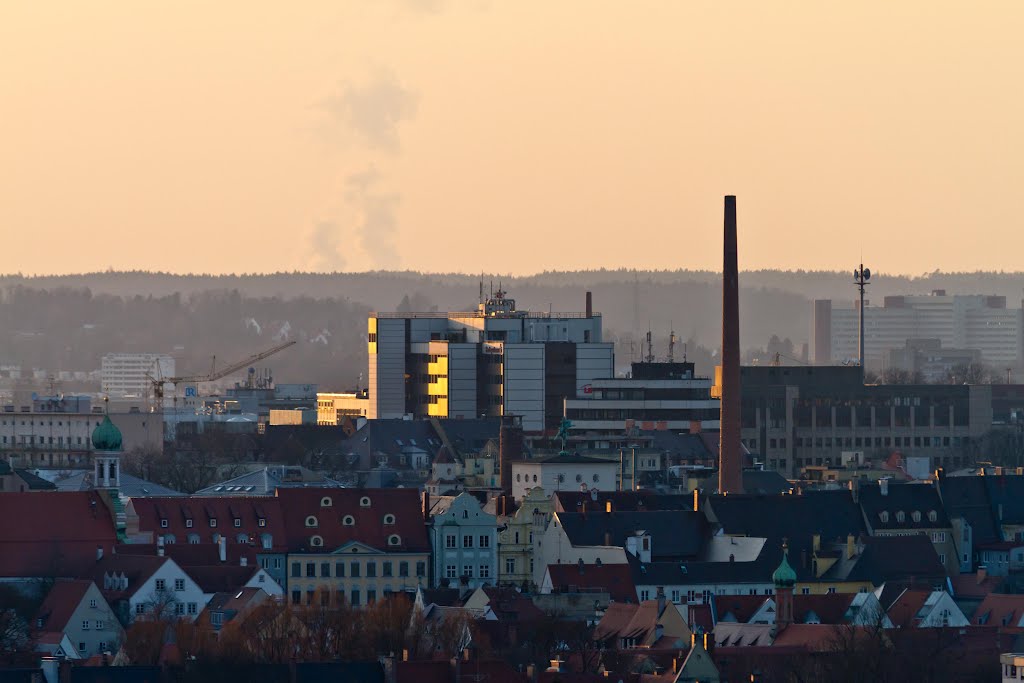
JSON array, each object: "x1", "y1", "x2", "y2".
[
  {"x1": 383, "y1": 514, "x2": 396, "y2": 525},
  {"x1": 343, "y1": 515, "x2": 356, "y2": 526},
  {"x1": 160, "y1": 519, "x2": 168, "y2": 529},
  {"x1": 233, "y1": 518, "x2": 241, "y2": 528},
  {"x1": 360, "y1": 496, "x2": 371, "y2": 508},
  {"x1": 209, "y1": 518, "x2": 217, "y2": 528},
  {"x1": 305, "y1": 515, "x2": 319, "y2": 528},
  {"x1": 258, "y1": 518, "x2": 267, "y2": 528},
  {"x1": 185, "y1": 519, "x2": 193, "y2": 528},
  {"x1": 388, "y1": 534, "x2": 401, "y2": 546},
  {"x1": 321, "y1": 497, "x2": 333, "y2": 508},
  {"x1": 311, "y1": 535, "x2": 324, "y2": 547},
  {"x1": 896, "y1": 511, "x2": 906, "y2": 524},
  {"x1": 912, "y1": 511, "x2": 921, "y2": 523},
  {"x1": 928, "y1": 510, "x2": 938, "y2": 523},
  {"x1": 879, "y1": 511, "x2": 889, "y2": 523}
]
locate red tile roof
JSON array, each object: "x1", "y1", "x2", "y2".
[
  {"x1": 546, "y1": 562, "x2": 637, "y2": 603},
  {"x1": 886, "y1": 589, "x2": 930, "y2": 628},
  {"x1": 33, "y1": 579, "x2": 94, "y2": 633},
  {"x1": 771, "y1": 623, "x2": 845, "y2": 651},
  {"x1": 477, "y1": 586, "x2": 544, "y2": 622},
  {"x1": 714, "y1": 594, "x2": 768, "y2": 623},
  {"x1": 276, "y1": 488, "x2": 430, "y2": 553},
  {"x1": 85, "y1": 555, "x2": 170, "y2": 601},
  {"x1": 128, "y1": 496, "x2": 287, "y2": 550},
  {"x1": 117, "y1": 542, "x2": 259, "y2": 568},
  {"x1": 950, "y1": 572, "x2": 1003, "y2": 599},
  {"x1": 183, "y1": 565, "x2": 262, "y2": 594},
  {"x1": 791, "y1": 593, "x2": 857, "y2": 625},
  {"x1": 0, "y1": 492, "x2": 117, "y2": 578},
  {"x1": 973, "y1": 593, "x2": 1024, "y2": 630}
]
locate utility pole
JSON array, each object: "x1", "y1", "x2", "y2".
[{"x1": 854, "y1": 263, "x2": 871, "y2": 383}]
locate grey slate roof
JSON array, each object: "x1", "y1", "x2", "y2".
[
  {"x1": 557, "y1": 510, "x2": 710, "y2": 560},
  {"x1": 859, "y1": 481, "x2": 951, "y2": 532},
  {"x1": 939, "y1": 476, "x2": 1001, "y2": 545},
  {"x1": 841, "y1": 535, "x2": 947, "y2": 585},
  {"x1": 49, "y1": 471, "x2": 183, "y2": 497},
  {"x1": 194, "y1": 465, "x2": 345, "y2": 496}
]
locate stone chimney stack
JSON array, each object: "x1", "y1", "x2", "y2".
[{"x1": 719, "y1": 195, "x2": 744, "y2": 494}]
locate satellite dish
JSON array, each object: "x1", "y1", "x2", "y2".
[
  {"x1": 853, "y1": 269, "x2": 859, "y2": 280},
  {"x1": 864, "y1": 268, "x2": 871, "y2": 280}
]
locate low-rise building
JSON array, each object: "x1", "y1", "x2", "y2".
[
  {"x1": 511, "y1": 454, "x2": 617, "y2": 502},
  {"x1": 87, "y1": 555, "x2": 206, "y2": 624},
  {"x1": 428, "y1": 492, "x2": 498, "y2": 590},
  {"x1": 32, "y1": 579, "x2": 123, "y2": 660},
  {"x1": 498, "y1": 487, "x2": 552, "y2": 589}
]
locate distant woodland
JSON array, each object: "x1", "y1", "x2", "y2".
[{"x1": 2, "y1": 269, "x2": 1024, "y2": 389}]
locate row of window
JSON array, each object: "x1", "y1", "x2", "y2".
[
  {"x1": 444, "y1": 534, "x2": 491, "y2": 549},
  {"x1": 161, "y1": 532, "x2": 273, "y2": 549},
  {"x1": 502, "y1": 558, "x2": 534, "y2": 574},
  {"x1": 445, "y1": 564, "x2": 491, "y2": 579},
  {"x1": 161, "y1": 517, "x2": 269, "y2": 529},
  {"x1": 80, "y1": 619, "x2": 106, "y2": 630},
  {"x1": 290, "y1": 560, "x2": 426, "y2": 579},
  {"x1": 154, "y1": 578, "x2": 188, "y2": 592},
  {"x1": 305, "y1": 513, "x2": 396, "y2": 527},
  {"x1": 290, "y1": 586, "x2": 394, "y2": 607},
  {"x1": 1, "y1": 435, "x2": 88, "y2": 445},
  {"x1": 134, "y1": 601, "x2": 198, "y2": 616}
]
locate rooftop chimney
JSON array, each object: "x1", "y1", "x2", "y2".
[
  {"x1": 585, "y1": 291, "x2": 593, "y2": 318},
  {"x1": 156, "y1": 536, "x2": 165, "y2": 558},
  {"x1": 218, "y1": 536, "x2": 227, "y2": 563},
  {"x1": 719, "y1": 195, "x2": 744, "y2": 494}
]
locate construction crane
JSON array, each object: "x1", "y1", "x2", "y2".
[{"x1": 148, "y1": 340, "x2": 297, "y2": 404}]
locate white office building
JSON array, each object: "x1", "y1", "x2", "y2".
[
  {"x1": 101, "y1": 353, "x2": 175, "y2": 399},
  {"x1": 368, "y1": 290, "x2": 613, "y2": 432},
  {"x1": 811, "y1": 292, "x2": 1024, "y2": 372}
]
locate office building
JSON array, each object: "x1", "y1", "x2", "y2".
[
  {"x1": 101, "y1": 353, "x2": 175, "y2": 398},
  {"x1": 368, "y1": 289, "x2": 613, "y2": 431},
  {"x1": 317, "y1": 390, "x2": 370, "y2": 425},
  {"x1": 811, "y1": 292, "x2": 1024, "y2": 372}
]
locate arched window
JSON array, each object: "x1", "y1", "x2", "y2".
[
  {"x1": 575, "y1": 474, "x2": 583, "y2": 483},
  {"x1": 260, "y1": 533, "x2": 273, "y2": 549},
  {"x1": 236, "y1": 533, "x2": 249, "y2": 544},
  {"x1": 879, "y1": 511, "x2": 889, "y2": 524},
  {"x1": 360, "y1": 496, "x2": 371, "y2": 507},
  {"x1": 311, "y1": 535, "x2": 324, "y2": 547},
  {"x1": 383, "y1": 514, "x2": 396, "y2": 525},
  {"x1": 188, "y1": 533, "x2": 200, "y2": 545},
  {"x1": 928, "y1": 510, "x2": 938, "y2": 523},
  {"x1": 912, "y1": 511, "x2": 921, "y2": 523},
  {"x1": 343, "y1": 515, "x2": 356, "y2": 526},
  {"x1": 388, "y1": 534, "x2": 401, "y2": 546},
  {"x1": 164, "y1": 534, "x2": 176, "y2": 545},
  {"x1": 320, "y1": 497, "x2": 333, "y2": 507},
  {"x1": 896, "y1": 511, "x2": 906, "y2": 523},
  {"x1": 305, "y1": 515, "x2": 318, "y2": 528}
]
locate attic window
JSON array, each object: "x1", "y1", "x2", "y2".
[
  {"x1": 305, "y1": 515, "x2": 319, "y2": 528},
  {"x1": 388, "y1": 534, "x2": 401, "y2": 546},
  {"x1": 896, "y1": 511, "x2": 906, "y2": 524},
  {"x1": 360, "y1": 496, "x2": 371, "y2": 507},
  {"x1": 343, "y1": 515, "x2": 356, "y2": 526},
  {"x1": 912, "y1": 511, "x2": 921, "y2": 523},
  {"x1": 879, "y1": 511, "x2": 889, "y2": 523},
  {"x1": 321, "y1": 497, "x2": 333, "y2": 508},
  {"x1": 186, "y1": 519, "x2": 194, "y2": 528},
  {"x1": 258, "y1": 518, "x2": 267, "y2": 528},
  {"x1": 928, "y1": 510, "x2": 938, "y2": 523},
  {"x1": 233, "y1": 519, "x2": 241, "y2": 528},
  {"x1": 311, "y1": 535, "x2": 324, "y2": 547},
  {"x1": 160, "y1": 519, "x2": 168, "y2": 528},
  {"x1": 383, "y1": 514, "x2": 396, "y2": 525},
  {"x1": 209, "y1": 518, "x2": 218, "y2": 528}
]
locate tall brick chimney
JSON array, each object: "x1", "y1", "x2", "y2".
[{"x1": 719, "y1": 195, "x2": 744, "y2": 494}]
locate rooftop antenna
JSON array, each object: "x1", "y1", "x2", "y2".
[
  {"x1": 479, "y1": 278, "x2": 484, "y2": 305},
  {"x1": 683, "y1": 342, "x2": 688, "y2": 363},
  {"x1": 645, "y1": 326, "x2": 655, "y2": 363},
  {"x1": 668, "y1": 324, "x2": 677, "y2": 363},
  {"x1": 854, "y1": 262, "x2": 871, "y2": 383}
]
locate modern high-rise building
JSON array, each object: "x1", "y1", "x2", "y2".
[
  {"x1": 811, "y1": 292, "x2": 1024, "y2": 372},
  {"x1": 100, "y1": 353, "x2": 175, "y2": 398},
  {"x1": 367, "y1": 290, "x2": 613, "y2": 432}
]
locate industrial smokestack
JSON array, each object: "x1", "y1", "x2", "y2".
[
  {"x1": 719, "y1": 196, "x2": 744, "y2": 494},
  {"x1": 585, "y1": 291, "x2": 593, "y2": 318}
]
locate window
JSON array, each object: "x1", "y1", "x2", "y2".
[
  {"x1": 479, "y1": 535, "x2": 490, "y2": 548},
  {"x1": 291, "y1": 590, "x2": 301, "y2": 605},
  {"x1": 896, "y1": 511, "x2": 906, "y2": 523},
  {"x1": 135, "y1": 604, "x2": 146, "y2": 615},
  {"x1": 175, "y1": 603, "x2": 185, "y2": 616},
  {"x1": 291, "y1": 562, "x2": 301, "y2": 578},
  {"x1": 187, "y1": 603, "x2": 197, "y2": 615},
  {"x1": 932, "y1": 531, "x2": 946, "y2": 543},
  {"x1": 366, "y1": 562, "x2": 377, "y2": 578},
  {"x1": 382, "y1": 561, "x2": 393, "y2": 577},
  {"x1": 479, "y1": 564, "x2": 490, "y2": 578},
  {"x1": 383, "y1": 514, "x2": 395, "y2": 525},
  {"x1": 388, "y1": 534, "x2": 401, "y2": 546},
  {"x1": 446, "y1": 534, "x2": 457, "y2": 549},
  {"x1": 505, "y1": 558, "x2": 516, "y2": 574},
  {"x1": 174, "y1": 579, "x2": 185, "y2": 591},
  {"x1": 879, "y1": 511, "x2": 889, "y2": 523},
  {"x1": 311, "y1": 535, "x2": 324, "y2": 547},
  {"x1": 912, "y1": 511, "x2": 922, "y2": 523},
  {"x1": 89, "y1": 599, "x2": 97, "y2": 609},
  {"x1": 320, "y1": 496, "x2": 333, "y2": 507},
  {"x1": 186, "y1": 519, "x2": 193, "y2": 528},
  {"x1": 236, "y1": 533, "x2": 248, "y2": 544},
  {"x1": 82, "y1": 620, "x2": 90, "y2": 630},
  {"x1": 928, "y1": 510, "x2": 938, "y2": 523},
  {"x1": 446, "y1": 565, "x2": 457, "y2": 579},
  {"x1": 671, "y1": 590, "x2": 680, "y2": 603},
  {"x1": 350, "y1": 589, "x2": 360, "y2": 606},
  {"x1": 258, "y1": 518, "x2": 267, "y2": 528},
  {"x1": 233, "y1": 518, "x2": 241, "y2": 528},
  {"x1": 336, "y1": 562, "x2": 345, "y2": 577},
  {"x1": 321, "y1": 562, "x2": 331, "y2": 578},
  {"x1": 79, "y1": 642, "x2": 86, "y2": 653},
  {"x1": 399, "y1": 562, "x2": 409, "y2": 577},
  {"x1": 306, "y1": 562, "x2": 316, "y2": 578},
  {"x1": 98, "y1": 641, "x2": 107, "y2": 652},
  {"x1": 343, "y1": 515, "x2": 355, "y2": 526},
  {"x1": 160, "y1": 519, "x2": 168, "y2": 528},
  {"x1": 210, "y1": 518, "x2": 217, "y2": 528},
  {"x1": 351, "y1": 562, "x2": 361, "y2": 578},
  {"x1": 155, "y1": 579, "x2": 166, "y2": 592},
  {"x1": 939, "y1": 554, "x2": 946, "y2": 565},
  {"x1": 801, "y1": 588, "x2": 810, "y2": 595},
  {"x1": 463, "y1": 565, "x2": 474, "y2": 578},
  {"x1": 305, "y1": 515, "x2": 318, "y2": 528},
  {"x1": 463, "y1": 535, "x2": 473, "y2": 548},
  {"x1": 360, "y1": 496, "x2": 371, "y2": 507},
  {"x1": 640, "y1": 590, "x2": 649, "y2": 601},
  {"x1": 416, "y1": 561, "x2": 426, "y2": 577}
]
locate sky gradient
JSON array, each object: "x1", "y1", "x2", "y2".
[{"x1": 2, "y1": 2, "x2": 1023, "y2": 276}]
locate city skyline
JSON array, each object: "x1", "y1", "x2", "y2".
[{"x1": 3, "y1": 2, "x2": 1024, "y2": 276}]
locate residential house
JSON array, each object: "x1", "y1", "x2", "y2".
[
  {"x1": 277, "y1": 488, "x2": 430, "y2": 607},
  {"x1": 200, "y1": 587, "x2": 272, "y2": 632},
  {"x1": 510, "y1": 453, "x2": 617, "y2": 502},
  {"x1": 424, "y1": 447, "x2": 463, "y2": 497},
  {"x1": 497, "y1": 487, "x2": 552, "y2": 589},
  {"x1": 551, "y1": 490, "x2": 695, "y2": 514},
  {"x1": 743, "y1": 592, "x2": 892, "y2": 627},
  {"x1": 541, "y1": 561, "x2": 637, "y2": 604},
  {"x1": 858, "y1": 479, "x2": 957, "y2": 575},
  {"x1": 973, "y1": 594, "x2": 1024, "y2": 631},
  {"x1": 428, "y1": 492, "x2": 497, "y2": 589},
  {"x1": 86, "y1": 554, "x2": 206, "y2": 624},
  {"x1": 0, "y1": 491, "x2": 117, "y2": 580},
  {"x1": 884, "y1": 588, "x2": 969, "y2": 628},
  {"x1": 32, "y1": 579, "x2": 123, "y2": 660},
  {"x1": 192, "y1": 464, "x2": 346, "y2": 497},
  {"x1": 125, "y1": 495, "x2": 288, "y2": 588},
  {"x1": 593, "y1": 593, "x2": 691, "y2": 650}
]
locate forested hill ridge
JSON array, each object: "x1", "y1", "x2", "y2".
[{"x1": 1, "y1": 270, "x2": 1022, "y2": 388}]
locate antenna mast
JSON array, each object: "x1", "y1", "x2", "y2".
[{"x1": 668, "y1": 324, "x2": 677, "y2": 363}]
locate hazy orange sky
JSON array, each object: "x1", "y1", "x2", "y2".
[{"x1": 2, "y1": 2, "x2": 1023, "y2": 276}]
